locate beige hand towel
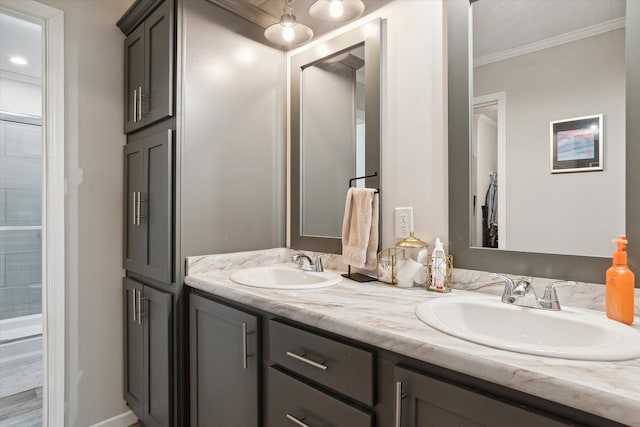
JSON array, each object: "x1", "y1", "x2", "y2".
[{"x1": 342, "y1": 188, "x2": 379, "y2": 270}]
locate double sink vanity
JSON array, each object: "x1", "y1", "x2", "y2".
[{"x1": 185, "y1": 248, "x2": 640, "y2": 427}]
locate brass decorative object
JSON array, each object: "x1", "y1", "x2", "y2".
[
  {"x1": 426, "y1": 254, "x2": 454, "y2": 293},
  {"x1": 376, "y1": 248, "x2": 403, "y2": 284}
]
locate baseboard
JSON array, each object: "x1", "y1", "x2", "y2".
[{"x1": 90, "y1": 410, "x2": 138, "y2": 427}]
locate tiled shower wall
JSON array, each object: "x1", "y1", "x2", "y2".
[{"x1": 0, "y1": 119, "x2": 42, "y2": 320}]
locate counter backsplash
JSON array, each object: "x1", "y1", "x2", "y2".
[{"x1": 185, "y1": 248, "x2": 640, "y2": 314}]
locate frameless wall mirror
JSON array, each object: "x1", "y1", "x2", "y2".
[
  {"x1": 290, "y1": 19, "x2": 382, "y2": 253},
  {"x1": 448, "y1": 0, "x2": 640, "y2": 284}
]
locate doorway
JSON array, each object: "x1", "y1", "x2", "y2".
[{"x1": 0, "y1": 1, "x2": 64, "y2": 426}]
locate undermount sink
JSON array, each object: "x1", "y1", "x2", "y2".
[
  {"x1": 415, "y1": 294, "x2": 640, "y2": 361},
  {"x1": 230, "y1": 264, "x2": 342, "y2": 290}
]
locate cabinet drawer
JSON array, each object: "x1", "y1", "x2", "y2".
[
  {"x1": 267, "y1": 367, "x2": 373, "y2": 427},
  {"x1": 269, "y1": 319, "x2": 374, "y2": 406}
]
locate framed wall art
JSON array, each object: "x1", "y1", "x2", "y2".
[{"x1": 550, "y1": 114, "x2": 603, "y2": 173}]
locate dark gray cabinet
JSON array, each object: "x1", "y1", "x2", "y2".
[
  {"x1": 393, "y1": 365, "x2": 570, "y2": 427},
  {"x1": 189, "y1": 293, "x2": 259, "y2": 427},
  {"x1": 269, "y1": 319, "x2": 375, "y2": 406},
  {"x1": 124, "y1": 277, "x2": 172, "y2": 427},
  {"x1": 123, "y1": 126, "x2": 173, "y2": 283},
  {"x1": 268, "y1": 366, "x2": 373, "y2": 427},
  {"x1": 124, "y1": 0, "x2": 173, "y2": 133}
]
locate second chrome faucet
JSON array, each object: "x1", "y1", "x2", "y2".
[{"x1": 490, "y1": 273, "x2": 575, "y2": 311}]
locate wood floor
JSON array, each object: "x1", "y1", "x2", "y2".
[{"x1": 0, "y1": 387, "x2": 42, "y2": 427}]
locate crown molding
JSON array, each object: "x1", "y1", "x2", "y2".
[{"x1": 474, "y1": 16, "x2": 625, "y2": 67}]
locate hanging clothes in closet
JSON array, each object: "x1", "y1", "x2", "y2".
[{"x1": 482, "y1": 172, "x2": 498, "y2": 248}]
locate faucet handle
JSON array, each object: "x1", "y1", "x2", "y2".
[
  {"x1": 489, "y1": 272, "x2": 515, "y2": 288},
  {"x1": 314, "y1": 255, "x2": 324, "y2": 272},
  {"x1": 542, "y1": 280, "x2": 576, "y2": 302}
]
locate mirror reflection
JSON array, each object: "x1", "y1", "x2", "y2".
[
  {"x1": 301, "y1": 45, "x2": 365, "y2": 238},
  {"x1": 290, "y1": 19, "x2": 381, "y2": 254},
  {"x1": 470, "y1": 0, "x2": 626, "y2": 257}
]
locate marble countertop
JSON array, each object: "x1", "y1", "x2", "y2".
[{"x1": 185, "y1": 248, "x2": 640, "y2": 426}]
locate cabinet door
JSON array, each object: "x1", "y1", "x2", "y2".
[
  {"x1": 394, "y1": 365, "x2": 570, "y2": 427},
  {"x1": 123, "y1": 278, "x2": 144, "y2": 417},
  {"x1": 143, "y1": 0, "x2": 173, "y2": 126},
  {"x1": 189, "y1": 294, "x2": 259, "y2": 427},
  {"x1": 123, "y1": 128, "x2": 173, "y2": 284},
  {"x1": 123, "y1": 140, "x2": 146, "y2": 273},
  {"x1": 124, "y1": 24, "x2": 145, "y2": 133},
  {"x1": 142, "y1": 285, "x2": 172, "y2": 427},
  {"x1": 142, "y1": 129, "x2": 173, "y2": 283}
]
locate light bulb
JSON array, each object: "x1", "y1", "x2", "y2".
[
  {"x1": 329, "y1": 0, "x2": 344, "y2": 18},
  {"x1": 282, "y1": 25, "x2": 295, "y2": 42}
]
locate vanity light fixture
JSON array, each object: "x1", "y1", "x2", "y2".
[
  {"x1": 264, "y1": 0, "x2": 313, "y2": 46},
  {"x1": 309, "y1": 0, "x2": 365, "y2": 23}
]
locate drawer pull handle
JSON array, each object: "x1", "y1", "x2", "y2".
[
  {"x1": 286, "y1": 351, "x2": 328, "y2": 371},
  {"x1": 242, "y1": 322, "x2": 256, "y2": 369},
  {"x1": 286, "y1": 413, "x2": 310, "y2": 427},
  {"x1": 394, "y1": 381, "x2": 407, "y2": 427}
]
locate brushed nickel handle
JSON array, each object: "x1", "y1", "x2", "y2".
[
  {"x1": 242, "y1": 322, "x2": 256, "y2": 369},
  {"x1": 132, "y1": 288, "x2": 137, "y2": 323},
  {"x1": 132, "y1": 192, "x2": 137, "y2": 225},
  {"x1": 395, "y1": 381, "x2": 407, "y2": 427},
  {"x1": 286, "y1": 351, "x2": 328, "y2": 371},
  {"x1": 285, "y1": 413, "x2": 310, "y2": 427},
  {"x1": 137, "y1": 86, "x2": 143, "y2": 121},
  {"x1": 136, "y1": 191, "x2": 141, "y2": 225},
  {"x1": 133, "y1": 89, "x2": 137, "y2": 123},
  {"x1": 136, "y1": 289, "x2": 143, "y2": 325}
]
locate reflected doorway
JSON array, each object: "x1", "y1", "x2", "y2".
[
  {"x1": 0, "y1": 8, "x2": 44, "y2": 426},
  {"x1": 472, "y1": 91, "x2": 506, "y2": 249}
]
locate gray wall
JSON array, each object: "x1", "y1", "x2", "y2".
[
  {"x1": 474, "y1": 29, "x2": 625, "y2": 257},
  {"x1": 301, "y1": 64, "x2": 355, "y2": 238},
  {"x1": 180, "y1": 0, "x2": 285, "y2": 258},
  {"x1": 39, "y1": 1, "x2": 131, "y2": 426}
]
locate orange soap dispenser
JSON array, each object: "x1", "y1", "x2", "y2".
[{"x1": 606, "y1": 235, "x2": 635, "y2": 325}]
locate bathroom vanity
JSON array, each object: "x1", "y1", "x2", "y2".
[{"x1": 184, "y1": 249, "x2": 640, "y2": 427}]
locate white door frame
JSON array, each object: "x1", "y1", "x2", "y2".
[
  {"x1": 0, "y1": 1, "x2": 65, "y2": 426},
  {"x1": 473, "y1": 91, "x2": 506, "y2": 249}
]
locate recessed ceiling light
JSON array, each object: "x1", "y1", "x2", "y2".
[{"x1": 10, "y1": 56, "x2": 28, "y2": 66}]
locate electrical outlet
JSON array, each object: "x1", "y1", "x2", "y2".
[{"x1": 395, "y1": 207, "x2": 413, "y2": 239}]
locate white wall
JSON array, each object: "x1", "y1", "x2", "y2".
[
  {"x1": 288, "y1": 0, "x2": 447, "y2": 251},
  {"x1": 38, "y1": 1, "x2": 130, "y2": 426},
  {"x1": 474, "y1": 29, "x2": 625, "y2": 257}
]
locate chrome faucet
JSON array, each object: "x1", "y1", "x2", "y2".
[
  {"x1": 291, "y1": 252, "x2": 324, "y2": 272},
  {"x1": 490, "y1": 273, "x2": 575, "y2": 311}
]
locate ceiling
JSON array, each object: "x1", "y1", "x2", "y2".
[
  {"x1": 207, "y1": 0, "x2": 392, "y2": 44},
  {"x1": 473, "y1": 0, "x2": 626, "y2": 59},
  {"x1": 0, "y1": 11, "x2": 42, "y2": 82},
  {"x1": 0, "y1": 0, "x2": 627, "y2": 83}
]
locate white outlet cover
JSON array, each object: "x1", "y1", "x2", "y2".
[{"x1": 395, "y1": 207, "x2": 413, "y2": 239}]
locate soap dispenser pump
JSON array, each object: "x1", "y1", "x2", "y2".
[{"x1": 606, "y1": 235, "x2": 635, "y2": 325}]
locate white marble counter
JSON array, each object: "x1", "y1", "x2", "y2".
[{"x1": 185, "y1": 248, "x2": 640, "y2": 426}]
